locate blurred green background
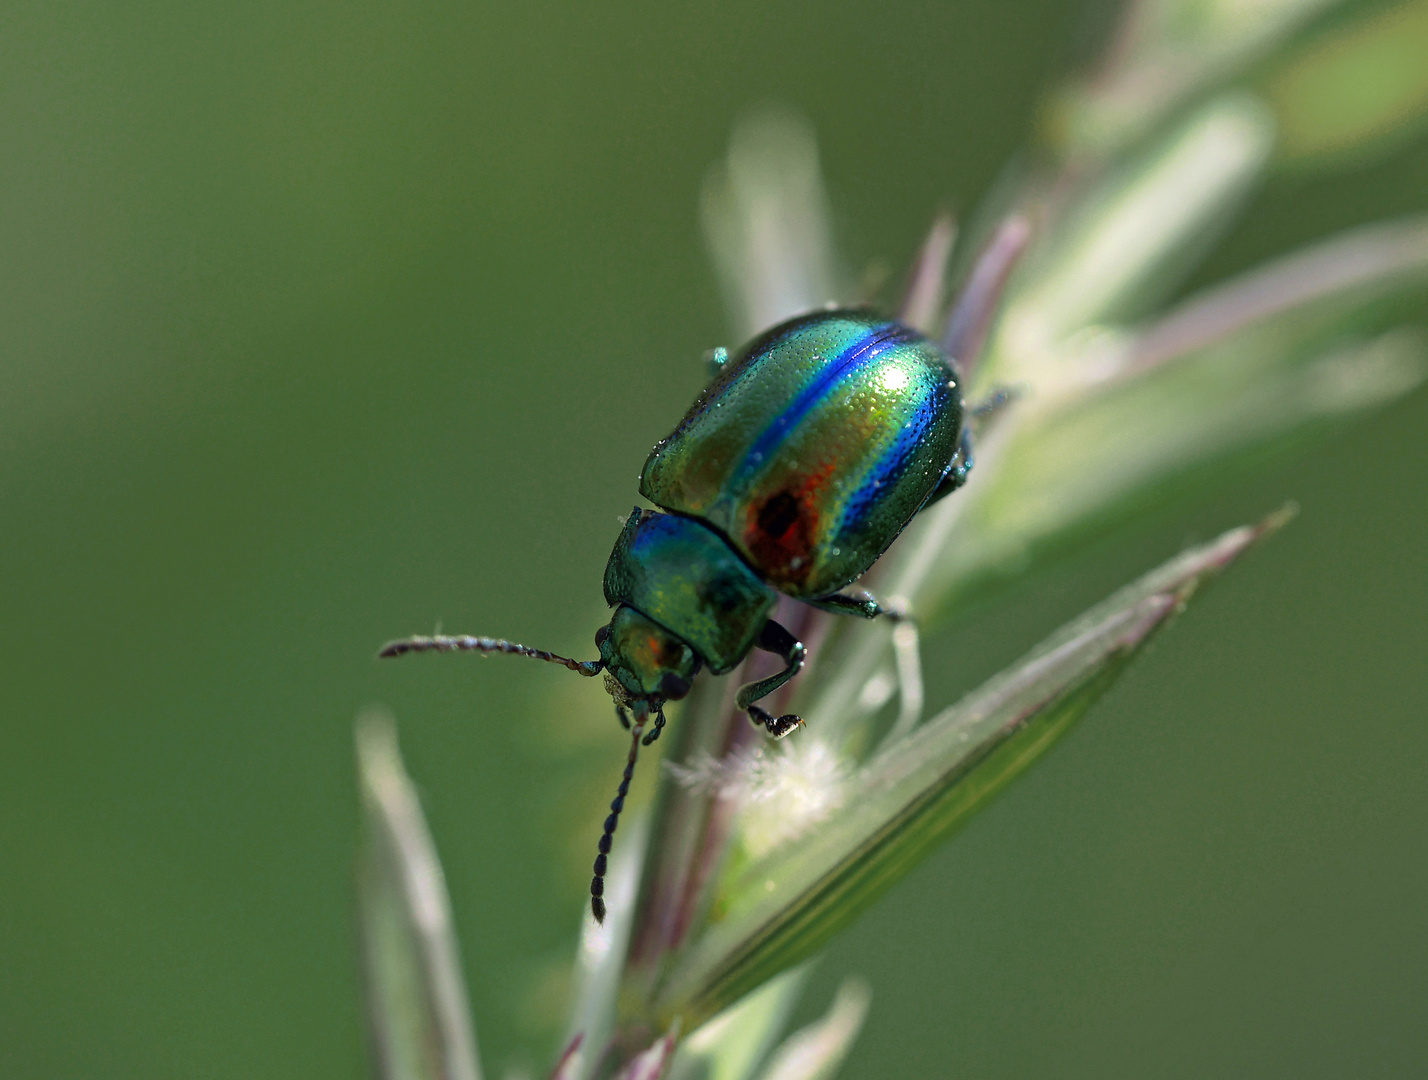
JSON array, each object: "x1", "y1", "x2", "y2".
[{"x1": 2, "y1": 1, "x2": 1425, "y2": 1077}]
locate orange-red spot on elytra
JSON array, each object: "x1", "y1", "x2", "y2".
[{"x1": 744, "y1": 461, "x2": 836, "y2": 588}]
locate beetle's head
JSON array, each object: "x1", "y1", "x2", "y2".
[
  {"x1": 379, "y1": 603, "x2": 700, "y2": 926},
  {"x1": 595, "y1": 605, "x2": 702, "y2": 707}
]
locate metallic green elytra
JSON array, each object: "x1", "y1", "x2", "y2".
[
  {"x1": 379, "y1": 308, "x2": 972, "y2": 924},
  {"x1": 643, "y1": 309, "x2": 965, "y2": 597}
]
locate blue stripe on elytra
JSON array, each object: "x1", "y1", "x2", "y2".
[
  {"x1": 731, "y1": 322, "x2": 915, "y2": 487},
  {"x1": 836, "y1": 378, "x2": 943, "y2": 534}
]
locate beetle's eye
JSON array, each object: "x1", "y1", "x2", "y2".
[
  {"x1": 659, "y1": 673, "x2": 692, "y2": 700},
  {"x1": 594, "y1": 624, "x2": 610, "y2": 648}
]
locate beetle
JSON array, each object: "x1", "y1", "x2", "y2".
[{"x1": 381, "y1": 307, "x2": 972, "y2": 922}]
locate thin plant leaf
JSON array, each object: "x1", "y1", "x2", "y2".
[
  {"x1": 898, "y1": 213, "x2": 957, "y2": 335},
  {"x1": 1126, "y1": 214, "x2": 1428, "y2": 371},
  {"x1": 900, "y1": 218, "x2": 1428, "y2": 621},
  {"x1": 357, "y1": 710, "x2": 483, "y2": 1080},
  {"x1": 883, "y1": 620, "x2": 924, "y2": 748},
  {"x1": 666, "y1": 966, "x2": 808, "y2": 1080},
  {"x1": 1046, "y1": 0, "x2": 1339, "y2": 161},
  {"x1": 941, "y1": 214, "x2": 1032, "y2": 381},
  {"x1": 701, "y1": 109, "x2": 847, "y2": 340},
  {"x1": 613, "y1": 1024, "x2": 681, "y2": 1080},
  {"x1": 565, "y1": 814, "x2": 649, "y2": 1080},
  {"x1": 1006, "y1": 94, "x2": 1275, "y2": 367},
  {"x1": 548, "y1": 1036, "x2": 583, "y2": 1080},
  {"x1": 753, "y1": 979, "x2": 870, "y2": 1080},
  {"x1": 1265, "y1": 0, "x2": 1428, "y2": 167},
  {"x1": 651, "y1": 511, "x2": 1290, "y2": 1023}
]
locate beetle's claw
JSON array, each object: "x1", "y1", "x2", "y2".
[
  {"x1": 748, "y1": 705, "x2": 804, "y2": 739},
  {"x1": 771, "y1": 714, "x2": 804, "y2": 738},
  {"x1": 881, "y1": 596, "x2": 911, "y2": 623}
]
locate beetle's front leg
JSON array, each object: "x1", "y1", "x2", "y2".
[{"x1": 735, "y1": 619, "x2": 807, "y2": 739}]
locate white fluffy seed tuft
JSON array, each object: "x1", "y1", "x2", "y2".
[{"x1": 666, "y1": 737, "x2": 851, "y2": 859}]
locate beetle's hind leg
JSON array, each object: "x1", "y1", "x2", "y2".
[
  {"x1": 736, "y1": 619, "x2": 807, "y2": 739},
  {"x1": 809, "y1": 592, "x2": 926, "y2": 734},
  {"x1": 806, "y1": 589, "x2": 908, "y2": 621},
  {"x1": 923, "y1": 427, "x2": 976, "y2": 506},
  {"x1": 922, "y1": 386, "x2": 1021, "y2": 509},
  {"x1": 887, "y1": 618, "x2": 925, "y2": 736},
  {"x1": 970, "y1": 385, "x2": 1018, "y2": 427}
]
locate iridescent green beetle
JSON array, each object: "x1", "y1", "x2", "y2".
[{"x1": 382, "y1": 308, "x2": 972, "y2": 921}]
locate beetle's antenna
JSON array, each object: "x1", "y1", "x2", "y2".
[
  {"x1": 591, "y1": 701, "x2": 648, "y2": 924},
  {"x1": 377, "y1": 634, "x2": 603, "y2": 676}
]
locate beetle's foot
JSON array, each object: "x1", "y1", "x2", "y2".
[
  {"x1": 615, "y1": 704, "x2": 631, "y2": 730},
  {"x1": 640, "y1": 707, "x2": 667, "y2": 746},
  {"x1": 748, "y1": 705, "x2": 804, "y2": 739},
  {"x1": 842, "y1": 590, "x2": 883, "y2": 619},
  {"x1": 970, "y1": 383, "x2": 1022, "y2": 419},
  {"x1": 808, "y1": 590, "x2": 906, "y2": 622},
  {"x1": 881, "y1": 596, "x2": 911, "y2": 623},
  {"x1": 859, "y1": 596, "x2": 911, "y2": 623}
]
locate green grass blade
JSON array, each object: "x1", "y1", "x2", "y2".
[
  {"x1": 752, "y1": 979, "x2": 870, "y2": 1080},
  {"x1": 356, "y1": 711, "x2": 484, "y2": 1080},
  {"x1": 1009, "y1": 94, "x2": 1275, "y2": 352},
  {"x1": 666, "y1": 967, "x2": 808, "y2": 1080},
  {"x1": 1047, "y1": 0, "x2": 1339, "y2": 162},
  {"x1": 898, "y1": 215, "x2": 1428, "y2": 625},
  {"x1": 700, "y1": 109, "x2": 848, "y2": 340},
  {"x1": 564, "y1": 813, "x2": 648, "y2": 1080},
  {"x1": 612, "y1": 1025, "x2": 680, "y2": 1080},
  {"x1": 652, "y1": 513, "x2": 1288, "y2": 1024},
  {"x1": 1265, "y1": 0, "x2": 1428, "y2": 167}
]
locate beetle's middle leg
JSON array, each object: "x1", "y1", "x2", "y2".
[{"x1": 735, "y1": 619, "x2": 807, "y2": 739}]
